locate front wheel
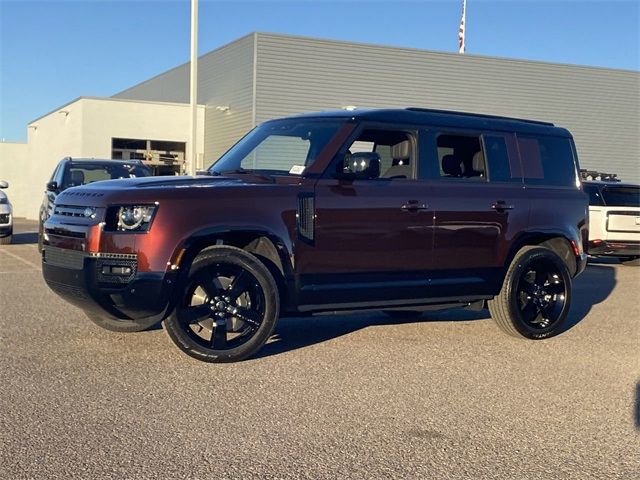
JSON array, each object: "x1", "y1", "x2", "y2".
[
  {"x1": 488, "y1": 246, "x2": 572, "y2": 339},
  {"x1": 163, "y1": 246, "x2": 280, "y2": 363}
]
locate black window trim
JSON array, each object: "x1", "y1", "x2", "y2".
[
  {"x1": 323, "y1": 121, "x2": 420, "y2": 181},
  {"x1": 431, "y1": 129, "x2": 488, "y2": 183}
]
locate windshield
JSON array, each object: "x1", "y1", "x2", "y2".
[
  {"x1": 63, "y1": 163, "x2": 150, "y2": 189},
  {"x1": 601, "y1": 186, "x2": 640, "y2": 207},
  {"x1": 210, "y1": 119, "x2": 346, "y2": 176}
]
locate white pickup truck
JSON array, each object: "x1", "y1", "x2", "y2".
[
  {"x1": 0, "y1": 180, "x2": 12, "y2": 245},
  {"x1": 583, "y1": 181, "x2": 640, "y2": 266}
]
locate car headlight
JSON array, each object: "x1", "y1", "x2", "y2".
[{"x1": 114, "y1": 205, "x2": 157, "y2": 232}]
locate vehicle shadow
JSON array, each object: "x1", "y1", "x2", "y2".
[
  {"x1": 257, "y1": 309, "x2": 489, "y2": 359},
  {"x1": 561, "y1": 263, "x2": 617, "y2": 332},
  {"x1": 255, "y1": 264, "x2": 617, "y2": 359},
  {"x1": 11, "y1": 231, "x2": 39, "y2": 245}
]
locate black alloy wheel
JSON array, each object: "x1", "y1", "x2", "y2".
[
  {"x1": 163, "y1": 246, "x2": 279, "y2": 363},
  {"x1": 489, "y1": 246, "x2": 572, "y2": 339},
  {"x1": 514, "y1": 258, "x2": 568, "y2": 330}
]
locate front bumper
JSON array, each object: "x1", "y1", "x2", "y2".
[
  {"x1": 588, "y1": 240, "x2": 640, "y2": 258},
  {"x1": 42, "y1": 246, "x2": 175, "y2": 321}
]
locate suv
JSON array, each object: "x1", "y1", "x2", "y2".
[
  {"x1": 38, "y1": 158, "x2": 151, "y2": 251},
  {"x1": 583, "y1": 180, "x2": 640, "y2": 266},
  {"x1": 42, "y1": 108, "x2": 588, "y2": 363}
]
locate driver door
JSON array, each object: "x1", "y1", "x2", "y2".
[{"x1": 296, "y1": 126, "x2": 436, "y2": 307}]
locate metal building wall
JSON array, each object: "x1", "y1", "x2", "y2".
[
  {"x1": 113, "y1": 34, "x2": 255, "y2": 164},
  {"x1": 254, "y1": 33, "x2": 640, "y2": 183}
]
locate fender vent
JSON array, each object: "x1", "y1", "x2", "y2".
[{"x1": 297, "y1": 194, "x2": 315, "y2": 243}]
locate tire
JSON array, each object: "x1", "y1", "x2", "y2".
[
  {"x1": 0, "y1": 234, "x2": 12, "y2": 245},
  {"x1": 488, "y1": 246, "x2": 572, "y2": 339},
  {"x1": 38, "y1": 222, "x2": 43, "y2": 253},
  {"x1": 620, "y1": 256, "x2": 640, "y2": 267},
  {"x1": 163, "y1": 246, "x2": 280, "y2": 363},
  {"x1": 85, "y1": 311, "x2": 158, "y2": 333}
]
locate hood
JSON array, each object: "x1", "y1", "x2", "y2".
[{"x1": 53, "y1": 174, "x2": 294, "y2": 207}]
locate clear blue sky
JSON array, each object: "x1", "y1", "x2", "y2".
[{"x1": 1, "y1": 0, "x2": 638, "y2": 142}]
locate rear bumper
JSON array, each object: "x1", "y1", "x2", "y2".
[
  {"x1": 588, "y1": 240, "x2": 640, "y2": 258},
  {"x1": 42, "y1": 246, "x2": 175, "y2": 321},
  {"x1": 575, "y1": 253, "x2": 588, "y2": 276}
]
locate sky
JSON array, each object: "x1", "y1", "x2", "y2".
[{"x1": 0, "y1": 0, "x2": 638, "y2": 142}]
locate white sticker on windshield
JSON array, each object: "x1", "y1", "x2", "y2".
[{"x1": 289, "y1": 165, "x2": 306, "y2": 175}]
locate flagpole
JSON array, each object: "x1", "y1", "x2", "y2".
[
  {"x1": 458, "y1": 0, "x2": 467, "y2": 54},
  {"x1": 188, "y1": 0, "x2": 199, "y2": 176}
]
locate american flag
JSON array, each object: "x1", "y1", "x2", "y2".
[{"x1": 458, "y1": 0, "x2": 467, "y2": 54}]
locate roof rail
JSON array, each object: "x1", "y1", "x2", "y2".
[
  {"x1": 580, "y1": 169, "x2": 621, "y2": 182},
  {"x1": 404, "y1": 107, "x2": 554, "y2": 126}
]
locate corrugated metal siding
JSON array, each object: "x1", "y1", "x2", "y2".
[
  {"x1": 255, "y1": 34, "x2": 640, "y2": 183},
  {"x1": 201, "y1": 35, "x2": 255, "y2": 163},
  {"x1": 113, "y1": 64, "x2": 189, "y2": 103},
  {"x1": 113, "y1": 34, "x2": 255, "y2": 164}
]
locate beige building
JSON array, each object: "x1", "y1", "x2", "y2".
[{"x1": 0, "y1": 97, "x2": 204, "y2": 219}]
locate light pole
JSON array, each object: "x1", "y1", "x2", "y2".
[{"x1": 188, "y1": 0, "x2": 199, "y2": 175}]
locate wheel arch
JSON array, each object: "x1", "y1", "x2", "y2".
[
  {"x1": 168, "y1": 226, "x2": 294, "y2": 309},
  {"x1": 506, "y1": 231, "x2": 579, "y2": 276}
]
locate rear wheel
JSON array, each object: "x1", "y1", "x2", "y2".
[
  {"x1": 163, "y1": 246, "x2": 279, "y2": 363},
  {"x1": 85, "y1": 312, "x2": 158, "y2": 333},
  {"x1": 489, "y1": 246, "x2": 572, "y2": 339},
  {"x1": 620, "y1": 256, "x2": 640, "y2": 266}
]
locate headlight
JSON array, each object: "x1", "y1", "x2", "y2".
[{"x1": 114, "y1": 205, "x2": 157, "y2": 232}]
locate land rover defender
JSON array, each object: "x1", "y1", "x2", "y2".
[{"x1": 42, "y1": 108, "x2": 588, "y2": 362}]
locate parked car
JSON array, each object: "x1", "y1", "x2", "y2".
[
  {"x1": 583, "y1": 180, "x2": 640, "y2": 266},
  {"x1": 41, "y1": 108, "x2": 588, "y2": 363},
  {"x1": 38, "y1": 158, "x2": 151, "y2": 251},
  {"x1": 0, "y1": 180, "x2": 12, "y2": 245}
]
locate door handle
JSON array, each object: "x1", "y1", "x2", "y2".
[
  {"x1": 491, "y1": 201, "x2": 514, "y2": 212},
  {"x1": 401, "y1": 200, "x2": 429, "y2": 212}
]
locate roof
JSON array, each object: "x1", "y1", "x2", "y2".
[
  {"x1": 63, "y1": 157, "x2": 145, "y2": 165},
  {"x1": 279, "y1": 107, "x2": 571, "y2": 137}
]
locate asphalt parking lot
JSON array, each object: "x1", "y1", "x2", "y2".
[{"x1": 0, "y1": 219, "x2": 638, "y2": 479}]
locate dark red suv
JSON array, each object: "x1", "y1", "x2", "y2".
[{"x1": 42, "y1": 108, "x2": 588, "y2": 362}]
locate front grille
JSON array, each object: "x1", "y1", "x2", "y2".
[
  {"x1": 54, "y1": 204, "x2": 92, "y2": 218},
  {"x1": 0, "y1": 213, "x2": 9, "y2": 224},
  {"x1": 45, "y1": 228, "x2": 86, "y2": 239},
  {"x1": 44, "y1": 247, "x2": 85, "y2": 270}
]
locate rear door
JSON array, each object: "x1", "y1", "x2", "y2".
[
  {"x1": 426, "y1": 130, "x2": 529, "y2": 296},
  {"x1": 601, "y1": 185, "x2": 640, "y2": 241}
]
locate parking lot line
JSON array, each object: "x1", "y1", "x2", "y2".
[{"x1": 0, "y1": 248, "x2": 40, "y2": 270}]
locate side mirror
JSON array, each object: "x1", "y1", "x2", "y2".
[
  {"x1": 0, "y1": 180, "x2": 8, "y2": 189},
  {"x1": 46, "y1": 181, "x2": 58, "y2": 192},
  {"x1": 336, "y1": 152, "x2": 381, "y2": 180}
]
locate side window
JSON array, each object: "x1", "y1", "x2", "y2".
[
  {"x1": 517, "y1": 135, "x2": 577, "y2": 187},
  {"x1": 436, "y1": 133, "x2": 486, "y2": 180},
  {"x1": 343, "y1": 129, "x2": 416, "y2": 180},
  {"x1": 483, "y1": 134, "x2": 522, "y2": 182}
]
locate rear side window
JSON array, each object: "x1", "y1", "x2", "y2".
[
  {"x1": 483, "y1": 134, "x2": 522, "y2": 182},
  {"x1": 601, "y1": 186, "x2": 640, "y2": 207},
  {"x1": 436, "y1": 133, "x2": 487, "y2": 181},
  {"x1": 517, "y1": 135, "x2": 577, "y2": 187}
]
